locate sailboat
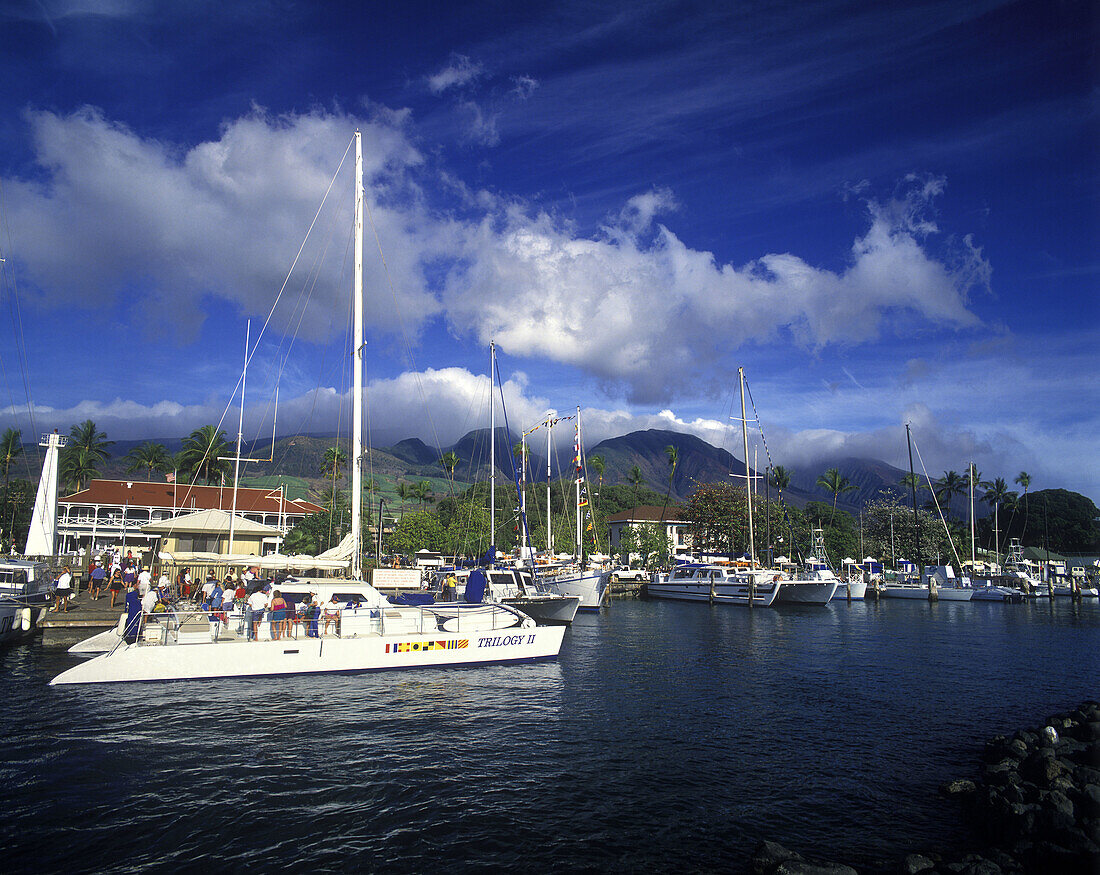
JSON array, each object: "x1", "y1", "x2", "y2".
[
  {"x1": 647, "y1": 367, "x2": 783, "y2": 606},
  {"x1": 539, "y1": 409, "x2": 610, "y2": 611},
  {"x1": 51, "y1": 131, "x2": 566, "y2": 685}
]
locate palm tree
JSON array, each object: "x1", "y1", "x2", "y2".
[
  {"x1": 125, "y1": 441, "x2": 171, "y2": 481},
  {"x1": 817, "y1": 467, "x2": 856, "y2": 516},
  {"x1": 321, "y1": 446, "x2": 348, "y2": 480},
  {"x1": 934, "y1": 470, "x2": 966, "y2": 515},
  {"x1": 396, "y1": 482, "x2": 413, "y2": 519},
  {"x1": 660, "y1": 445, "x2": 679, "y2": 523},
  {"x1": 982, "y1": 477, "x2": 1017, "y2": 562},
  {"x1": 0, "y1": 428, "x2": 22, "y2": 488},
  {"x1": 177, "y1": 425, "x2": 232, "y2": 485},
  {"x1": 627, "y1": 465, "x2": 644, "y2": 520},
  {"x1": 1014, "y1": 471, "x2": 1031, "y2": 538},
  {"x1": 769, "y1": 465, "x2": 792, "y2": 491},
  {"x1": 900, "y1": 472, "x2": 927, "y2": 494},
  {"x1": 59, "y1": 445, "x2": 100, "y2": 492},
  {"x1": 440, "y1": 451, "x2": 460, "y2": 497},
  {"x1": 412, "y1": 480, "x2": 433, "y2": 508},
  {"x1": 68, "y1": 419, "x2": 114, "y2": 464}
]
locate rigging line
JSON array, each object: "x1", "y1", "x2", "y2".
[
  {"x1": 172, "y1": 137, "x2": 354, "y2": 513},
  {"x1": 911, "y1": 433, "x2": 965, "y2": 570}
]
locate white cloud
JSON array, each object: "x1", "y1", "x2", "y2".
[
  {"x1": 6, "y1": 106, "x2": 441, "y2": 344},
  {"x1": 442, "y1": 176, "x2": 988, "y2": 403},
  {"x1": 510, "y1": 76, "x2": 539, "y2": 100},
  {"x1": 427, "y1": 55, "x2": 483, "y2": 94}
]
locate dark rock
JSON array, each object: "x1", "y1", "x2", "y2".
[
  {"x1": 899, "y1": 853, "x2": 935, "y2": 874},
  {"x1": 1005, "y1": 802, "x2": 1040, "y2": 836},
  {"x1": 751, "y1": 840, "x2": 800, "y2": 875},
  {"x1": 774, "y1": 861, "x2": 858, "y2": 875},
  {"x1": 957, "y1": 854, "x2": 1002, "y2": 875},
  {"x1": 983, "y1": 762, "x2": 1017, "y2": 788},
  {"x1": 983, "y1": 735, "x2": 1009, "y2": 764},
  {"x1": 941, "y1": 778, "x2": 978, "y2": 797},
  {"x1": 1020, "y1": 750, "x2": 1066, "y2": 787},
  {"x1": 1005, "y1": 739, "x2": 1028, "y2": 760},
  {"x1": 1084, "y1": 721, "x2": 1100, "y2": 743},
  {"x1": 1080, "y1": 783, "x2": 1100, "y2": 818},
  {"x1": 999, "y1": 783, "x2": 1025, "y2": 805}
]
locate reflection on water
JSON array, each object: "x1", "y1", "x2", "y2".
[{"x1": 1, "y1": 599, "x2": 1097, "y2": 872}]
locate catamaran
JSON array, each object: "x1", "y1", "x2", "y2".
[{"x1": 51, "y1": 131, "x2": 565, "y2": 685}]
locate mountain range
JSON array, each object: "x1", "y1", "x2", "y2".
[{"x1": 50, "y1": 427, "x2": 975, "y2": 517}]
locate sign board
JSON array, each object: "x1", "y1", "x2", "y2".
[{"x1": 371, "y1": 568, "x2": 424, "y2": 591}]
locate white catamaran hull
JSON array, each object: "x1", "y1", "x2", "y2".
[
  {"x1": 51, "y1": 623, "x2": 566, "y2": 685},
  {"x1": 832, "y1": 580, "x2": 868, "y2": 601}
]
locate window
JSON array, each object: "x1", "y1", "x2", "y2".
[{"x1": 176, "y1": 535, "x2": 220, "y2": 553}]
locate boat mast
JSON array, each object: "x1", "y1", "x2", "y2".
[
  {"x1": 969, "y1": 462, "x2": 976, "y2": 569},
  {"x1": 575, "y1": 406, "x2": 582, "y2": 561},
  {"x1": 546, "y1": 413, "x2": 552, "y2": 554},
  {"x1": 351, "y1": 129, "x2": 363, "y2": 579},
  {"x1": 489, "y1": 341, "x2": 496, "y2": 550},
  {"x1": 228, "y1": 319, "x2": 249, "y2": 556},
  {"x1": 906, "y1": 423, "x2": 920, "y2": 579},
  {"x1": 740, "y1": 367, "x2": 755, "y2": 568}
]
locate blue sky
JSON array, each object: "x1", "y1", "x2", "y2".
[{"x1": 0, "y1": 0, "x2": 1096, "y2": 501}]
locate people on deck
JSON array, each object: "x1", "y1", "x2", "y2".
[
  {"x1": 246, "y1": 587, "x2": 268, "y2": 641},
  {"x1": 322, "y1": 595, "x2": 342, "y2": 636},
  {"x1": 124, "y1": 583, "x2": 142, "y2": 643},
  {"x1": 269, "y1": 590, "x2": 288, "y2": 640}
]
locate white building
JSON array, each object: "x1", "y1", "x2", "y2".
[{"x1": 606, "y1": 505, "x2": 692, "y2": 560}]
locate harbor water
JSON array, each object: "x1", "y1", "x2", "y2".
[{"x1": 2, "y1": 598, "x2": 1098, "y2": 873}]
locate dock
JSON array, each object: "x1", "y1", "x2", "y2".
[{"x1": 40, "y1": 590, "x2": 122, "y2": 640}]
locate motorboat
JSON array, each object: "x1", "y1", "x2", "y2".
[
  {"x1": 430, "y1": 567, "x2": 580, "y2": 626},
  {"x1": 0, "y1": 559, "x2": 53, "y2": 644},
  {"x1": 543, "y1": 564, "x2": 609, "y2": 611},
  {"x1": 647, "y1": 563, "x2": 782, "y2": 606},
  {"x1": 881, "y1": 563, "x2": 973, "y2": 601},
  {"x1": 773, "y1": 529, "x2": 840, "y2": 605}
]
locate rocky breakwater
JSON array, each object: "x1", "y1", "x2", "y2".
[
  {"x1": 941, "y1": 700, "x2": 1100, "y2": 873},
  {"x1": 750, "y1": 701, "x2": 1099, "y2": 875}
]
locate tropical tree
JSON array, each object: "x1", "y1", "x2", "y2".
[
  {"x1": 396, "y1": 482, "x2": 413, "y2": 519},
  {"x1": 627, "y1": 465, "x2": 644, "y2": 520},
  {"x1": 587, "y1": 455, "x2": 605, "y2": 493},
  {"x1": 125, "y1": 441, "x2": 171, "y2": 481},
  {"x1": 0, "y1": 428, "x2": 22, "y2": 488},
  {"x1": 440, "y1": 451, "x2": 460, "y2": 497},
  {"x1": 177, "y1": 425, "x2": 232, "y2": 485},
  {"x1": 769, "y1": 465, "x2": 792, "y2": 491},
  {"x1": 59, "y1": 445, "x2": 100, "y2": 492},
  {"x1": 981, "y1": 477, "x2": 1017, "y2": 560},
  {"x1": 1014, "y1": 471, "x2": 1031, "y2": 537},
  {"x1": 900, "y1": 472, "x2": 928, "y2": 495},
  {"x1": 660, "y1": 445, "x2": 679, "y2": 523},
  {"x1": 817, "y1": 467, "x2": 857, "y2": 517},
  {"x1": 412, "y1": 480, "x2": 434, "y2": 508},
  {"x1": 320, "y1": 446, "x2": 348, "y2": 481},
  {"x1": 934, "y1": 470, "x2": 967, "y2": 516},
  {"x1": 388, "y1": 510, "x2": 445, "y2": 555},
  {"x1": 68, "y1": 419, "x2": 114, "y2": 464}
]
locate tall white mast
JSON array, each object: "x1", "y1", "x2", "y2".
[
  {"x1": 228, "y1": 319, "x2": 249, "y2": 556},
  {"x1": 969, "y1": 462, "x2": 976, "y2": 568},
  {"x1": 351, "y1": 130, "x2": 364, "y2": 578},
  {"x1": 740, "y1": 367, "x2": 755, "y2": 568},
  {"x1": 489, "y1": 341, "x2": 496, "y2": 549},
  {"x1": 546, "y1": 413, "x2": 553, "y2": 554},
  {"x1": 575, "y1": 406, "x2": 582, "y2": 560}
]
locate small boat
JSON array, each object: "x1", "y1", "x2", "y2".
[
  {"x1": 648, "y1": 564, "x2": 782, "y2": 606},
  {"x1": 431, "y1": 567, "x2": 580, "y2": 626},
  {"x1": 0, "y1": 559, "x2": 53, "y2": 644},
  {"x1": 774, "y1": 529, "x2": 840, "y2": 605}
]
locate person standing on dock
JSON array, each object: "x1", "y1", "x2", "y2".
[
  {"x1": 89, "y1": 562, "x2": 106, "y2": 600},
  {"x1": 52, "y1": 566, "x2": 73, "y2": 613}
]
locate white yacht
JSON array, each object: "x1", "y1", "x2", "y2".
[
  {"x1": 51, "y1": 131, "x2": 566, "y2": 684},
  {"x1": 648, "y1": 564, "x2": 782, "y2": 606}
]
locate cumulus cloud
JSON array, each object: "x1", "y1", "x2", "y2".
[
  {"x1": 442, "y1": 176, "x2": 988, "y2": 403},
  {"x1": 427, "y1": 55, "x2": 483, "y2": 94},
  {"x1": 5, "y1": 105, "x2": 442, "y2": 343}
]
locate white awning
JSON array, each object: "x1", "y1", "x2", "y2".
[{"x1": 157, "y1": 550, "x2": 350, "y2": 571}]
